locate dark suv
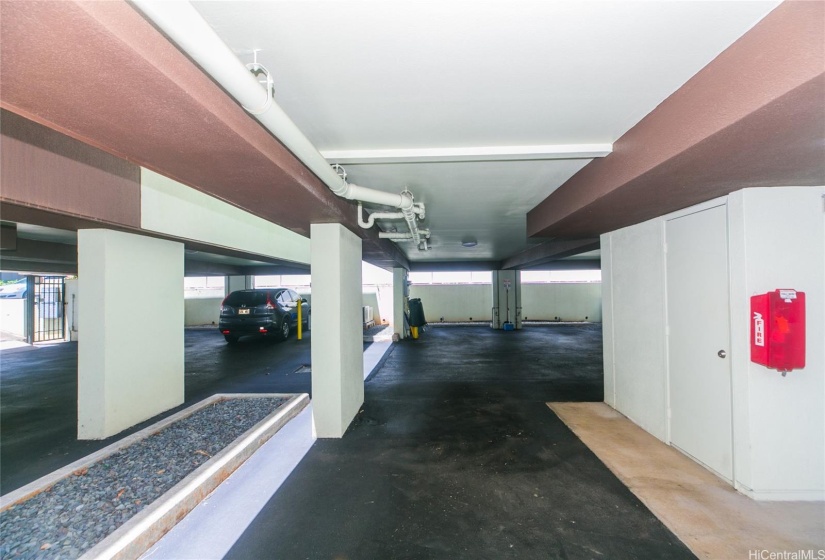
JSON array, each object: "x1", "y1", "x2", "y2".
[{"x1": 219, "y1": 289, "x2": 310, "y2": 343}]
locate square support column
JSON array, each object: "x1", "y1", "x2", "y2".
[
  {"x1": 78, "y1": 229, "x2": 184, "y2": 439},
  {"x1": 226, "y1": 275, "x2": 253, "y2": 295},
  {"x1": 492, "y1": 270, "x2": 522, "y2": 329},
  {"x1": 310, "y1": 223, "x2": 363, "y2": 438},
  {"x1": 393, "y1": 267, "x2": 409, "y2": 339}
]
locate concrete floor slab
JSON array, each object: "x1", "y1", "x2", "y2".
[
  {"x1": 549, "y1": 402, "x2": 825, "y2": 560},
  {"x1": 224, "y1": 325, "x2": 696, "y2": 559}
]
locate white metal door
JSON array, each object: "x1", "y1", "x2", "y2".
[{"x1": 666, "y1": 205, "x2": 733, "y2": 480}]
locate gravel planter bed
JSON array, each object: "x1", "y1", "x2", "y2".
[{"x1": 0, "y1": 394, "x2": 304, "y2": 559}]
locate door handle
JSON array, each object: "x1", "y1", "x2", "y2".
[{"x1": 717, "y1": 350, "x2": 727, "y2": 359}]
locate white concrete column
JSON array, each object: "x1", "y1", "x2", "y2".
[
  {"x1": 226, "y1": 275, "x2": 253, "y2": 295},
  {"x1": 392, "y1": 267, "x2": 409, "y2": 339},
  {"x1": 310, "y1": 223, "x2": 363, "y2": 438},
  {"x1": 492, "y1": 270, "x2": 522, "y2": 329},
  {"x1": 78, "y1": 229, "x2": 184, "y2": 439}
]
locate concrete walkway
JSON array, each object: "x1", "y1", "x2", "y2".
[
  {"x1": 222, "y1": 325, "x2": 695, "y2": 559},
  {"x1": 550, "y1": 402, "x2": 825, "y2": 559}
]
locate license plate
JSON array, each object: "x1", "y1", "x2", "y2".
[{"x1": 238, "y1": 309, "x2": 250, "y2": 315}]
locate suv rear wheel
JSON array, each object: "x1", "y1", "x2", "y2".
[
  {"x1": 278, "y1": 318, "x2": 290, "y2": 341},
  {"x1": 224, "y1": 334, "x2": 239, "y2": 344}
]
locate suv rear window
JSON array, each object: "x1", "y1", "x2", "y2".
[{"x1": 224, "y1": 291, "x2": 268, "y2": 307}]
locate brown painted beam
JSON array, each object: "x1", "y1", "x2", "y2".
[
  {"x1": 0, "y1": 238, "x2": 78, "y2": 274},
  {"x1": 363, "y1": 238, "x2": 411, "y2": 271},
  {"x1": 1, "y1": 110, "x2": 408, "y2": 271},
  {"x1": 1, "y1": 110, "x2": 142, "y2": 228},
  {"x1": 0, "y1": 0, "x2": 406, "y2": 269},
  {"x1": 0, "y1": 225, "x2": 18, "y2": 250},
  {"x1": 527, "y1": 0, "x2": 825, "y2": 239},
  {"x1": 0, "y1": 260, "x2": 77, "y2": 275},
  {"x1": 500, "y1": 239, "x2": 600, "y2": 270}
]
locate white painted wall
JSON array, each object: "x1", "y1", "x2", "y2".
[
  {"x1": 374, "y1": 285, "x2": 394, "y2": 326},
  {"x1": 0, "y1": 299, "x2": 25, "y2": 338},
  {"x1": 411, "y1": 284, "x2": 491, "y2": 322},
  {"x1": 310, "y1": 224, "x2": 363, "y2": 438},
  {"x1": 409, "y1": 283, "x2": 602, "y2": 323},
  {"x1": 362, "y1": 291, "x2": 383, "y2": 324},
  {"x1": 141, "y1": 169, "x2": 310, "y2": 265},
  {"x1": 522, "y1": 283, "x2": 602, "y2": 322},
  {"x1": 185, "y1": 298, "x2": 222, "y2": 326},
  {"x1": 77, "y1": 230, "x2": 184, "y2": 440},
  {"x1": 602, "y1": 187, "x2": 824, "y2": 500},
  {"x1": 728, "y1": 187, "x2": 824, "y2": 500}
]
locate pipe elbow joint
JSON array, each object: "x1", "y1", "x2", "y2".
[
  {"x1": 398, "y1": 190, "x2": 415, "y2": 210},
  {"x1": 357, "y1": 202, "x2": 375, "y2": 229}
]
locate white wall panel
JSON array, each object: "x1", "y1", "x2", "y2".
[
  {"x1": 728, "y1": 187, "x2": 824, "y2": 500},
  {"x1": 601, "y1": 219, "x2": 668, "y2": 441},
  {"x1": 603, "y1": 187, "x2": 824, "y2": 499}
]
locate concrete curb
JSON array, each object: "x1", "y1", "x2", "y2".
[
  {"x1": 1, "y1": 393, "x2": 309, "y2": 560},
  {"x1": 364, "y1": 340, "x2": 394, "y2": 381}
]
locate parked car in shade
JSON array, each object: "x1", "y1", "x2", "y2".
[
  {"x1": 0, "y1": 280, "x2": 27, "y2": 299},
  {"x1": 218, "y1": 288, "x2": 309, "y2": 344}
]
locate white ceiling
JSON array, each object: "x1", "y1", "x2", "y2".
[{"x1": 192, "y1": 0, "x2": 780, "y2": 263}]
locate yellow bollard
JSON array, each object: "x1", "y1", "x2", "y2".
[
  {"x1": 411, "y1": 326, "x2": 419, "y2": 339},
  {"x1": 297, "y1": 298, "x2": 302, "y2": 340}
]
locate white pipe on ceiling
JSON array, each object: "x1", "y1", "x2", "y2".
[
  {"x1": 133, "y1": 0, "x2": 428, "y2": 248},
  {"x1": 379, "y1": 230, "x2": 430, "y2": 241},
  {"x1": 358, "y1": 203, "x2": 405, "y2": 229}
]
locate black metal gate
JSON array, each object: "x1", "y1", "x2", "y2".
[{"x1": 31, "y1": 276, "x2": 65, "y2": 342}]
